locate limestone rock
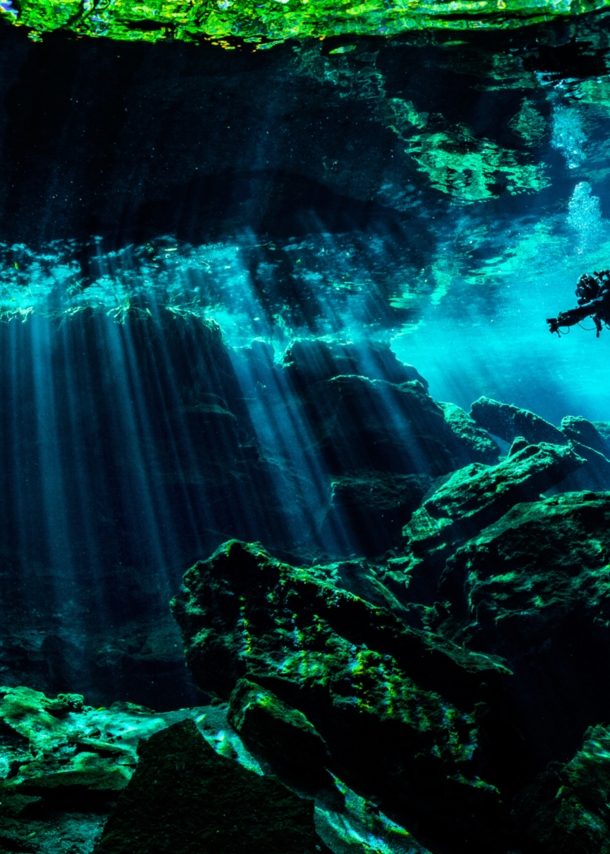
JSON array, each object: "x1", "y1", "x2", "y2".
[
  {"x1": 514, "y1": 724, "x2": 610, "y2": 853},
  {"x1": 404, "y1": 442, "x2": 584, "y2": 565},
  {"x1": 228, "y1": 678, "x2": 330, "y2": 774},
  {"x1": 282, "y1": 339, "x2": 429, "y2": 390},
  {"x1": 508, "y1": 436, "x2": 529, "y2": 456},
  {"x1": 434, "y1": 491, "x2": 610, "y2": 769},
  {"x1": 561, "y1": 415, "x2": 610, "y2": 457},
  {"x1": 171, "y1": 539, "x2": 513, "y2": 851},
  {"x1": 93, "y1": 719, "x2": 329, "y2": 854},
  {"x1": 554, "y1": 439, "x2": 610, "y2": 492},
  {"x1": 295, "y1": 375, "x2": 503, "y2": 478},
  {"x1": 470, "y1": 397, "x2": 566, "y2": 446},
  {"x1": 308, "y1": 555, "x2": 415, "y2": 619},
  {"x1": 438, "y1": 401, "x2": 500, "y2": 465},
  {"x1": 320, "y1": 471, "x2": 433, "y2": 557},
  {"x1": 594, "y1": 420, "x2": 610, "y2": 450}
]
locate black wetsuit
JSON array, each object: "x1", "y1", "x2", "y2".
[{"x1": 548, "y1": 280, "x2": 610, "y2": 337}]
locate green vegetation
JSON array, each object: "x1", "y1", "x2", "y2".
[
  {"x1": 406, "y1": 126, "x2": 551, "y2": 203},
  {"x1": 2, "y1": 0, "x2": 610, "y2": 47}
]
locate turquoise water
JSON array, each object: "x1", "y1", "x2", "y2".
[{"x1": 0, "y1": 21, "x2": 610, "y2": 704}]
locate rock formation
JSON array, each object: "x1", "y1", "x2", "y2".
[
  {"x1": 94, "y1": 719, "x2": 329, "y2": 854},
  {"x1": 168, "y1": 392, "x2": 610, "y2": 853}
]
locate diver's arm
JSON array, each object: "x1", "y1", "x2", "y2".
[{"x1": 547, "y1": 301, "x2": 598, "y2": 334}]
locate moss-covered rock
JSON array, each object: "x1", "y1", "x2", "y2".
[
  {"x1": 434, "y1": 491, "x2": 610, "y2": 769},
  {"x1": 228, "y1": 678, "x2": 330, "y2": 775},
  {"x1": 171, "y1": 539, "x2": 514, "y2": 851},
  {"x1": 438, "y1": 401, "x2": 500, "y2": 466},
  {"x1": 470, "y1": 396, "x2": 567, "y2": 447},
  {"x1": 515, "y1": 724, "x2": 610, "y2": 853},
  {"x1": 404, "y1": 441, "x2": 584, "y2": 565},
  {"x1": 94, "y1": 718, "x2": 329, "y2": 854}
]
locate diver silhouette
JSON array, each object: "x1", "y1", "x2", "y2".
[{"x1": 547, "y1": 270, "x2": 610, "y2": 337}]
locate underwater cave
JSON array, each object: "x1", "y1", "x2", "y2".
[{"x1": 1, "y1": 2, "x2": 610, "y2": 851}]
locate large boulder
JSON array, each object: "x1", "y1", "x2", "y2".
[
  {"x1": 434, "y1": 491, "x2": 610, "y2": 770},
  {"x1": 438, "y1": 401, "x2": 500, "y2": 465},
  {"x1": 171, "y1": 539, "x2": 516, "y2": 852},
  {"x1": 554, "y1": 439, "x2": 610, "y2": 492},
  {"x1": 404, "y1": 442, "x2": 585, "y2": 567},
  {"x1": 94, "y1": 719, "x2": 329, "y2": 854},
  {"x1": 319, "y1": 471, "x2": 433, "y2": 557},
  {"x1": 514, "y1": 724, "x2": 610, "y2": 853},
  {"x1": 594, "y1": 421, "x2": 610, "y2": 451},
  {"x1": 470, "y1": 397, "x2": 566, "y2": 446},
  {"x1": 293, "y1": 375, "x2": 503, "y2": 478},
  {"x1": 561, "y1": 415, "x2": 610, "y2": 457},
  {"x1": 282, "y1": 339, "x2": 429, "y2": 390},
  {"x1": 227, "y1": 678, "x2": 331, "y2": 778}
]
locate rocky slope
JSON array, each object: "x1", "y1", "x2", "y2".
[
  {"x1": 3, "y1": 325, "x2": 610, "y2": 852},
  {"x1": 168, "y1": 390, "x2": 610, "y2": 853}
]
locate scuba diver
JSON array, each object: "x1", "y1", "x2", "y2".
[{"x1": 547, "y1": 269, "x2": 610, "y2": 337}]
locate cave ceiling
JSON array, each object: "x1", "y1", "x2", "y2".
[
  {"x1": 1, "y1": 0, "x2": 610, "y2": 43},
  {"x1": 0, "y1": 11, "x2": 609, "y2": 352}
]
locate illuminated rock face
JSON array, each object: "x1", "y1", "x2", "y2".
[
  {"x1": 171, "y1": 478, "x2": 610, "y2": 852},
  {"x1": 1, "y1": 0, "x2": 609, "y2": 45},
  {"x1": 171, "y1": 538, "x2": 514, "y2": 853}
]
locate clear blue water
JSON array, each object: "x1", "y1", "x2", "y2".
[{"x1": 2, "y1": 26, "x2": 610, "y2": 708}]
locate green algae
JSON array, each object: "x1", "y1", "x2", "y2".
[
  {"x1": 508, "y1": 98, "x2": 547, "y2": 147},
  {"x1": 439, "y1": 492, "x2": 610, "y2": 639},
  {"x1": 406, "y1": 125, "x2": 550, "y2": 203},
  {"x1": 404, "y1": 442, "x2": 584, "y2": 560},
  {"x1": 517, "y1": 724, "x2": 610, "y2": 853},
  {"x1": 3, "y1": 0, "x2": 610, "y2": 46},
  {"x1": 171, "y1": 538, "x2": 511, "y2": 816}
]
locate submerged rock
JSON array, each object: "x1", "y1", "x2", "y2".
[
  {"x1": 507, "y1": 435, "x2": 530, "y2": 456},
  {"x1": 283, "y1": 339, "x2": 428, "y2": 390},
  {"x1": 438, "y1": 401, "x2": 500, "y2": 465},
  {"x1": 434, "y1": 491, "x2": 610, "y2": 769},
  {"x1": 228, "y1": 678, "x2": 331, "y2": 777},
  {"x1": 556, "y1": 439, "x2": 610, "y2": 492},
  {"x1": 594, "y1": 420, "x2": 610, "y2": 450},
  {"x1": 320, "y1": 470, "x2": 433, "y2": 557},
  {"x1": 295, "y1": 375, "x2": 502, "y2": 479},
  {"x1": 514, "y1": 724, "x2": 610, "y2": 853},
  {"x1": 561, "y1": 415, "x2": 610, "y2": 457},
  {"x1": 0, "y1": 687, "x2": 227, "y2": 854},
  {"x1": 171, "y1": 539, "x2": 514, "y2": 852},
  {"x1": 94, "y1": 719, "x2": 328, "y2": 854},
  {"x1": 470, "y1": 397, "x2": 566, "y2": 446},
  {"x1": 404, "y1": 441, "x2": 584, "y2": 566}
]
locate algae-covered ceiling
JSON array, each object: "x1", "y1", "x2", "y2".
[
  {"x1": 1, "y1": 0, "x2": 609, "y2": 45},
  {"x1": 2, "y1": 10, "x2": 610, "y2": 420}
]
